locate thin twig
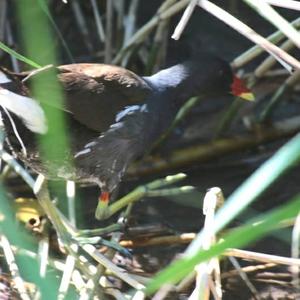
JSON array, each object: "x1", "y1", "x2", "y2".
[
  {"x1": 226, "y1": 248, "x2": 300, "y2": 266},
  {"x1": 34, "y1": 175, "x2": 74, "y2": 243},
  {"x1": 114, "y1": 0, "x2": 124, "y2": 36},
  {"x1": 122, "y1": 0, "x2": 139, "y2": 47},
  {"x1": 85, "y1": 215, "x2": 125, "y2": 299},
  {"x1": 0, "y1": 0, "x2": 7, "y2": 44},
  {"x1": 176, "y1": 272, "x2": 196, "y2": 293},
  {"x1": 265, "y1": 0, "x2": 300, "y2": 10},
  {"x1": 255, "y1": 39, "x2": 295, "y2": 78},
  {"x1": 58, "y1": 253, "x2": 77, "y2": 300},
  {"x1": 172, "y1": 0, "x2": 198, "y2": 40},
  {"x1": 120, "y1": 233, "x2": 196, "y2": 248},
  {"x1": 221, "y1": 263, "x2": 276, "y2": 279},
  {"x1": 81, "y1": 244, "x2": 145, "y2": 290},
  {"x1": 150, "y1": 96, "x2": 202, "y2": 151},
  {"x1": 66, "y1": 180, "x2": 76, "y2": 227},
  {"x1": 291, "y1": 212, "x2": 300, "y2": 288},
  {"x1": 90, "y1": 0, "x2": 105, "y2": 42},
  {"x1": 190, "y1": 188, "x2": 224, "y2": 300},
  {"x1": 198, "y1": 0, "x2": 300, "y2": 72},
  {"x1": 5, "y1": 21, "x2": 20, "y2": 72},
  {"x1": 0, "y1": 150, "x2": 35, "y2": 188},
  {"x1": 132, "y1": 290, "x2": 146, "y2": 300},
  {"x1": 38, "y1": 237, "x2": 49, "y2": 278},
  {"x1": 72, "y1": 271, "x2": 88, "y2": 298},
  {"x1": 213, "y1": 98, "x2": 245, "y2": 138},
  {"x1": 259, "y1": 69, "x2": 300, "y2": 122},
  {"x1": 70, "y1": 0, "x2": 93, "y2": 53},
  {"x1": 233, "y1": 17, "x2": 300, "y2": 68},
  {"x1": 105, "y1": 0, "x2": 113, "y2": 63},
  {"x1": 21, "y1": 64, "x2": 54, "y2": 83},
  {"x1": 113, "y1": 0, "x2": 189, "y2": 64},
  {"x1": 228, "y1": 256, "x2": 261, "y2": 300},
  {"x1": 0, "y1": 234, "x2": 32, "y2": 300},
  {"x1": 243, "y1": 0, "x2": 300, "y2": 49},
  {"x1": 37, "y1": 0, "x2": 74, "y2": 62}
]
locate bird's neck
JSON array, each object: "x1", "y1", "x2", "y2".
[
  {"x1": 144, "y1": 63, "x2": 191, "y2": 93},
  {"x1": 143, "y1": 62, "x2": 200, "y2": 113}
]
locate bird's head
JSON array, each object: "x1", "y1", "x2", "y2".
[{"x1": 183, "y1": 56, "x2": 254, "y2": 101}]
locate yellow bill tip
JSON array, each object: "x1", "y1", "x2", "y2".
[{"x1": 239, "y1": 92, "x2": 255, "y2": 101}]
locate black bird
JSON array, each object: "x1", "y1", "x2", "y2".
[{"x1": 0, "y1": 55, "x2": 253, "y2": 219}]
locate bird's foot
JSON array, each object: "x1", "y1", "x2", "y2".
[
  {"x1": 95, "y1": 173, "x2": 194, "y2": 220},
  {"x1": 95, "y1": 198, "x2": 111, "y2": 220}
]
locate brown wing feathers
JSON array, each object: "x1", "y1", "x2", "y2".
[{"x1": 10, "y1": 64, "x2": 152, "y2": 132}]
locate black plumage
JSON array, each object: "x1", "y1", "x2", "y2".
[{"x1": 0, "y1": 54, "x2": 252, "y2": 219}]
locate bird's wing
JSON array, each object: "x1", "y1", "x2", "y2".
[
  {"x1": 21, "y1": 64, "x2": 152, "y2": 132},
  {"x1": 74, "y1": 107, "x2": 150, "y2": 192}
]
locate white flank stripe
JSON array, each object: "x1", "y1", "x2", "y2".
[
  {"x1": 0, "y1": 89, "x2": 48, "y2": 134},
  {"x1": 0, "y1": 71, "x2": 11, "y2": 84},
  {"x1": 74, "y1": 148, "x2": 91, "y2": 158}
]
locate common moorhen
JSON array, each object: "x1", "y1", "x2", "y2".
[{"x1": 0, "y1": 54, "x2": 253, "y2": 219}]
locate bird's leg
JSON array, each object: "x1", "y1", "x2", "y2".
[
  {"x1": 95, "y1": 173, "x2": 193, "y2": 220},
  {"x1": 95, "y1": 186, "x2": 146, "y2": 221},
  {"x1": 95, "y1": 191, "x2": 110, "y2": 220}
]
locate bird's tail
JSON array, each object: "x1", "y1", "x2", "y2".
[{"x1": 0, "y1": 70, "x2": 47, "y2": 134}]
